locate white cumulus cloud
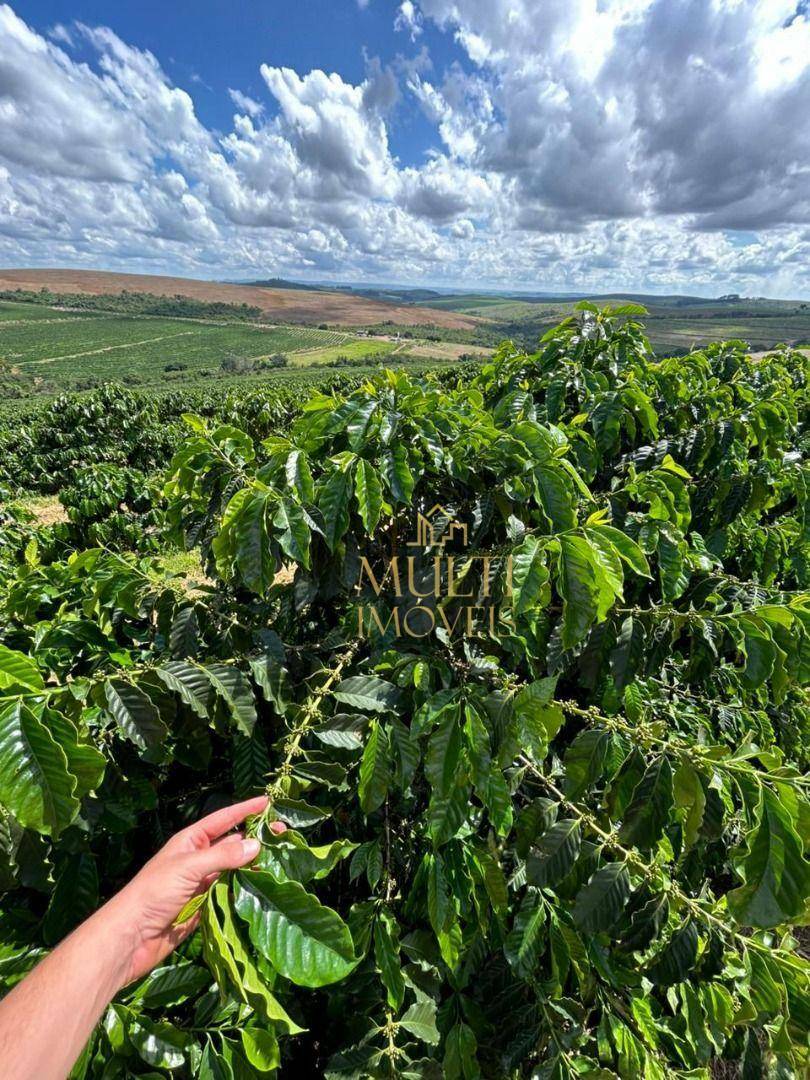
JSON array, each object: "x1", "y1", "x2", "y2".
[
  {"x1": 228, "y1": 88, "x2": 264, "y2": 118},
  {"x1": 395, "y1": 2, "x2": 423, "y2": 41},
  {"x1": 0, "y1": 2, "x2": 808, "y2": 296}
]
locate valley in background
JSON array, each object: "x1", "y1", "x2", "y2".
[{"x1": 0, "y1": 267, "x2": 808, "y2": 411}]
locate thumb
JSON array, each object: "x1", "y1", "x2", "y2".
[{"x1": 188, "y1": 835, "x2": 261, "y2": 879}]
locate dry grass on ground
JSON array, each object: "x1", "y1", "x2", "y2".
[
  {"x1": 404, "y1": 341, "x2": 494, "y2": 360},
  {"x1": 23, "y1": 495, "x2": 68, "y2": 526},
  {"x1": 0, "y1": 268, "x2": 481, "y2": 331}
]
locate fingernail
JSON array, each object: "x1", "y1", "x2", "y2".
[
  {"x1": 268, "y1": 821, "x2": 287, "y2": 835},
  {"x1": 242, "y1": 838, "x2": 261, "y2": 860}
]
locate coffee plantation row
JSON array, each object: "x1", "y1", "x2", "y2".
[
  {"x1": 0, "y1": 305, "x2": 807, "y2": 1078},
  {"x1": 0, "y1": 365, "x2": 469, "y2": 494}
]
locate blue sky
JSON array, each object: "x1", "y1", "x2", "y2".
[
  {"x1": 13, "y1": 0, "x2": 470, "y2": 178},
  {"x1": 15, "y1": 0, "x2": 459, "y2": 164},
  {"x1": 2, "y1": 1, "x2": 810, "y2": 295}
]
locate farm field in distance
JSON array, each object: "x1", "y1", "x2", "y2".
[
  {"x1": 406, "y1": 292, "x2": 810, "y2": 352},
  {"x1": 0, "y1": 267, "x2": 480, "y2": 329},
  {"x1": 0, "y1": 302, "x2": 427, "y2": 395},
  {"x1": 2, "y1": 269, "x2": 809, "y2": 405}
]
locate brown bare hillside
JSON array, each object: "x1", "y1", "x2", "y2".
[{"x1": 0, "y1": 268, "x2": 481, "y2": 330}]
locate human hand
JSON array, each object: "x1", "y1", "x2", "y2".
[{"x1": 96, "y1": 795, "x2": 284, "y2": 988}]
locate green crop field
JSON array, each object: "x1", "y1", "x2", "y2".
[
  {"x1": 0, "y1": 299, "x2": 469, "y2": 401},
  {"x1": 643, "y1": 314, "x2": 810, "y2": 350},
  {"x1": 417, "y1": 295, "x2": 519, "y2": 311},
  {"x1": 4, "y1": 291, "x2": 809, "y2": 403},
  {"x1": 398, "y1": 290, "x2": 810, "y2": 352},
  {"x1": 292, "y1": 338, "x2": 397, "y2": 365},
  {"x1": 0, "y1": 302, "x2": 385, "y2": 392},
  {"x1": 426, "y1": 298, "x2": 810, "y2": 353}
]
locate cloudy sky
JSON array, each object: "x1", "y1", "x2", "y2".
[{"x1": 2, "y1": 0, "x2": 810, "y2": 295}]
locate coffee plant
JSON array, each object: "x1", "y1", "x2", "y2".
[
  {"x1": 56, "y1": 463, "x2": 166, "y2": 552},
  {"x1": 0, "y1": 371, "x2": 414, "y2": 493},
  {"x1": 0, "y1": 307, "x2": 807, "y2": 1078}
]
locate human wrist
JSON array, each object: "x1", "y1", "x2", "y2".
[{"x1": 78, "y1": 894, "x2": 142, "y2": 995}]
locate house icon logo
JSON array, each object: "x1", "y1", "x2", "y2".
[{"x1": 408, "y1": 504, "x2": 468, "y2": 550}]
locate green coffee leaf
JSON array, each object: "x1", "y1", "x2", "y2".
[
  {"x1": 234, "y1": 871, "x2": 359, "y2": 988},
  {"x1": 618, "y1": 757, "x2": 673, "y2": 850},
  {"x1": 354, "y1": 459, "x2": 383, "y2": 535},
  {"x1": 564, "y1": 728, "x2": 611, "y2": 798},
  {"x1": 0, "y1": 700, "x2": 78, "y2": 837},
  {"x1": 203, "y1": 663, "x2": 257, "y2": 736},
  {"x1": 399, "y1": 1000, "x2": 439, "y2": 1045},
  {"x1": 591, "y1": 525, "x2": 651, "y2": 579},
  {"x1": 374, "y1": 909, "x2": 405, "y2": 1010},
  {"x1": 273, "y1": 497, "x2": 311, "y2": 569},
  {"x1": 511, "y1": 535, "x2": 550, "y2": 615},
  {"x1": 104, "y1": 679, "x2": 168, "y2": 751},
  {"x1": 358, "y1": 719, "x2": 391, "y2": 814},
  {"x1": 156, "y1": 661, "x2": 214, "y2": 719},
  {"x1": 727, "y1": 786, "x2": 810, "y2": 928},
  {"x1": 319, "y1": 466, "x2": 353, "y2": 551},
  {"x1": 558, "y1": 535, "x2": 600, "y2": 648},
  {"x1": 425, "y1": 705, "x2": 462, "y2": 796},
  {"x1": 505, "y1": 889, "x2": 546, "y2": 977},
  {"x1": 234, "y1": 490, "x2": 274, "y2": 593},
  {"x1": 257, "y1": 831, "x2": 357, "y2": 884},
  {"x1": 241, "y1": 1028, "x2": 281, "y2": 1073},
  {"x1": 645, "y1": 919, "x2": 699, "y2": 985},
  {"x1": 443, "y1": 1022, "x2": 478, "y2": 1080},
  {"x1": 333, "y1": 675, "x2": 401, "y2": 713},
  {"x1": 0, "y1": 644, "x2": 44, "y2": 693},
  {"x1": 129, "y1": 1017, "x2": 189, "y2": 1070},
  {"x1": 527, "y1": 819, "x2": 582, "y2": 888},
  {"x1": 131, "y1": 961, "x2": 211, "y2": 1010},
  {"x1": 572, "y1": 863, "x2": 631, "y2": 934}
]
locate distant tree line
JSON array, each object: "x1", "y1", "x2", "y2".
[
  {"x1": 311, "y1": 350, "x2": 475, "y2": 370},
  {"x1": 0, "y1": 287, "x2": 263, "y2": 321},
  {"x1": 220, "y1": 353, "x2": 289, "y2": 374},
  {"x1": 360, "y1": 321, "x2": 501, "y2": 347}
]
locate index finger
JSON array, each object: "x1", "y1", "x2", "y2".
[{"x1": 191, "y1": 796, "x2": 269, "y2": 841}]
